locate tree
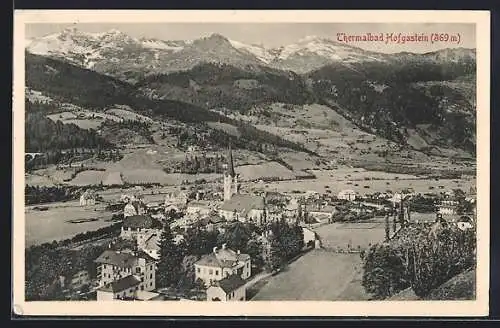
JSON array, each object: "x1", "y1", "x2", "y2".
[
  {"x1": 246, "y1": 239, "x2": 264, "y2": 269},
  {"x1": 361, "y1": 244, "x2": 409, "y2": 299},
  {"x1": 384, "y1": 215, "x2": 390, "y2": 241},
  {"x1": 218, "y1": 222, "x2": 252, "y2": 252},
  {"x1": 185, "y1": 224, "x2": 219, "y2": 257},
  {"x1": 264, "y1": 235, "x2": 282, "y2": 272},
  {"x1": 156, "y1": 224, "x2": 184, "y2": 288}
]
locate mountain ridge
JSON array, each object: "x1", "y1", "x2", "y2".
[{"x1": 26, "y1": 28, "x2": 476, "y2": 78}]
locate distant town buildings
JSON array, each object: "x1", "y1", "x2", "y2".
[
  {"x1": 123, "y1": 198, "x2": 146, "y2": 218},
  {"x1": 164, "y1": 191, "x2": 189, "y2": 210},
  {"x1": 94, "y1": 250, "x2": 157, "y2": 301},
  {"x1": 337, "y1": 189, "x2": 357, "y2": 201},
  {"x1": 79, "y1": 190, "x2": 96, "y2": 206},
  {"x1": 194, "y1": 244, "x2": 251, "y2": 286},
  {"x1": 438, "y1": 200, "x2": 459, "y2": 216}
]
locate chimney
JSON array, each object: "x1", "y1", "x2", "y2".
[
  {"x1": 222, "y1": 243, "x2": 227, "y2": 250},
  {"x1": 213, "y1": 247, "x2": 217, "y2": 253}
]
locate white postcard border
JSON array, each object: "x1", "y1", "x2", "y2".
[{"x1": 12, "y1": 10, "x2": 491, "y2": 317}]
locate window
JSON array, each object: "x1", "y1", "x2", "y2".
[
  {"x1": 141, "y1": 285, "x2": 144, "y2": 291},
  {"x1": 150, "y1": 274, "x2": 152, "y2": 279},
  {"x1": 130, "y1": 289, "x2": 133, "y2": 293},
  {"x1": 228, "y1": 294, "x2": 231, "y2": 300},
  {"x1": 197, "y1": 268, "x2": 201, "y2": 273},
  {"x1": 150, "y1": 282, "x2": 153, "y2": 287},
  {"x1": 135, "y1": 286, "x2": 139, "y2": 291},
  {"x1": 136, "y1": 267, "x2": 141, "y2": 274},
  {"x1": 209, "y1": 269, "x2": 213, "y2": 275},
  {"x1": 215, "y1": 270, "x2": 219, "y2": 276}
]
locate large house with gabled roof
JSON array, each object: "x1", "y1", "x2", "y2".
[
  {"x1": 94, "y1": 249, "x2": 156, "y2": 300},
  {"x1": 194, "y1": 244, "x2": 251, "y2": 286},
  {"x1": 206, "y1": 274, "x2": 246, "y2": 301}
]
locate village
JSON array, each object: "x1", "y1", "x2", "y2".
[{"x1": 37, "y1": 145, "x2": 477, "y2": 303}]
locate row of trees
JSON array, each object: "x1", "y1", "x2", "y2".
[
  {"x1": 25, "y1": 223, "x2": 123, "y2": 300},
  {"x1": 25, "y1": 112, "x2": 114, "y2": 153},
  {"x1": 101, "y1": 119, "x2": 155, "y2": 144},
  {"x1": 164, "y1": 154, "x2": 228, "y2": 174},
  {"x1": 361, "y1": 222, "x2": 476, "y2": 299},
  {"x1": 25, "y1": 185, "x2": 79, "y2": 205}
]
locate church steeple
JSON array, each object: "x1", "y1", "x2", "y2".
[
  {"x1": 223, "y1": 142, "x2": 238, "y2": 201},
  {"x1": 227, "y1": 143, "x2": 236, "y2": 177}
]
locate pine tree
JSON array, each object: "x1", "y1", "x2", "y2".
[
  {"x1": 156, "y1": 224, "x2": 183, "y2": 288},
  {"x1": 385, "y1": 215, "x2": 390, "y2": 241},
  {"x1": 265, "y1": 235, "x2": 282, "y2": 272}
]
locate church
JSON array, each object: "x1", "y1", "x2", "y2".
[{"x1": 218, "y1": 145, "x2": 267, "y2": 225}]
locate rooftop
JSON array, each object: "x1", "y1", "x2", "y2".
[
  {"x1": 98, "y1": 275, "x2": 141, "y2": 293},
  {"x1": 94, "y1": 250, "x2": 138, "y2": 268},
  {"x1": 212, "y1": 274, "x2": 246, "y2": 294},
  {"x1": 196, "y1": 247, "x2": 250, "y2": 268},
  {"x1": 123, "y1": 215, "x2": 154, "y2": 229},
  {"x1": 138, "y1": 232, "x2": 161, "y2": 251},
  {"x1": 220, "y1": 194, "x2": 265, "y2": 215}
]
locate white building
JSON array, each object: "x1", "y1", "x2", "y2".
[
  {"x1": 137, "y1": 231, "x2": 161, "y2": 260},
  {"x1": 194, "y1": 244, "x2": 251, "y2": 286},
  {"x1": 79, "y1": 190, "x2": 96, "y2": 206},
  {"x1": 206, "y1": 274, "x2": 246, "y2": 301},
  {"x1": 94, "y1": 250, "x2": 156, "y2": 301},
  {"x1": 337, "y1": 189, "x2": 357, "y2": 201}
]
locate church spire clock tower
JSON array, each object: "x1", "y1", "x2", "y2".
[{"x1": 223, "y1": 143, "x2": 238, "y2": 201}]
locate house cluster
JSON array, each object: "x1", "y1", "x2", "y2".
[
  {"x1": 194, "y1": 243, "x2": 252, "y2": 302},
  {"x1": 79, "y1": 189, "x2": 97, "y2": 206},
  {"x1": 94, "y1": 249, "x2": 162, "y2": 301}
]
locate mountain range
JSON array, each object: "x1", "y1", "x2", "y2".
[
  {"x1": 25, "y1": 28, "x2": 477, "y2": 156},
  {"x1": 26, "y1": 27, "x2": 476, "y2": 80}
]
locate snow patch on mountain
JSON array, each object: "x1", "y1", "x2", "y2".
[{"x1": 229, "y1": 39, "x2": 274, "y2": 64}]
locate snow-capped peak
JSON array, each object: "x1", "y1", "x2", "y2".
[
  {"x1": 298, "y1": 35, "x2": 330, "y2": 43},
  {"x1": 228, "y1": 39, "x2": 274, "y2": 64}
]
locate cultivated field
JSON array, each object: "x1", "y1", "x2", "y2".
[
  {"x1": 236, "y1": 162, "x2": 298, "y2": 181},
  {"x1": 252, "y1": 219, "x2": 387, "y2": 300},
  {"x1": 314, "y1": 221, "x2": 386, "y2": 250},
  {"x1": 105, "y1": 106, "x2": 153, "y2": 123},
  {"x1": 46, "y1": 110, "x2": 124, "y2": 130},
  {"x1": 252, "y1": 176, "x2": 475, "y2": 196},
  {"x1": 206, "y1": 122, "x2": 242, "y2": 137},
  {"x1": 25, "y1": 173, "x2": 57, "y2": 187},
  {"x1": 70, "y1": 170, "x2": 107, "y2": 186},
  {"x1": 25, "y1": 203, "x2": 114, "y2": 246},
  {"x1": 252, "y1": 251, "x2": 370, "y2": 301}
]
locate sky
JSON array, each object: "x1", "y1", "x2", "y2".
[{"x1": 25, "y1": 23, "x2": 476, "y2": 54}]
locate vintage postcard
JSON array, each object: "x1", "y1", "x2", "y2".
[{"x1": 12, "y1": 10, "x2": 490, "y2": 317}]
